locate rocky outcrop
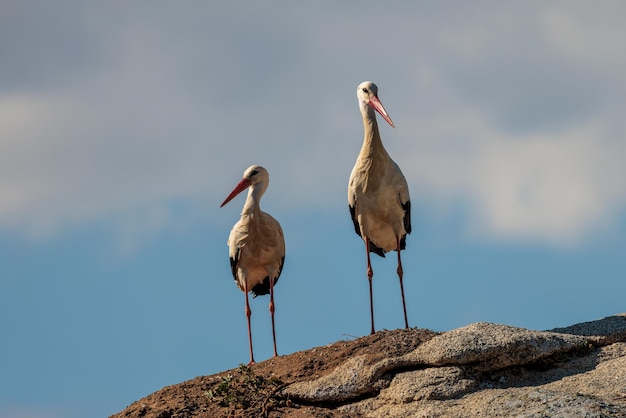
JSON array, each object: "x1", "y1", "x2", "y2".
[
  {"x1": 284, "y1": 315, "x2": 626, "y2": 417},
  {"x1": 112, "y1": 314, "x2": 626, "y2": 418}
]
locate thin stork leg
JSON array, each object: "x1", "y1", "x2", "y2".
[
  {"x1": 396, "y1": 236, "x2": 409, "y2": 329},
  {"x1": 365, "y1": 236, "x2": 375, "y2": 335},
  {"x1": 269, "y1": 277, "x2": 278, "y2": 357},
  {"x1": 244, "y1": 281, "x2": 255, "y2": 365}
]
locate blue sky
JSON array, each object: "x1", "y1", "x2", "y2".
[{"x1": 1, "y1": 1, "x2": 625, "y2": 417}]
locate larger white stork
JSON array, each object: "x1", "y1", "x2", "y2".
[
  {"x1": 220, "y1": 165, "x2": 285, "y2": 364},
  {"x1": 348, "y1": 81, "x2": 411, "y2": 335}
]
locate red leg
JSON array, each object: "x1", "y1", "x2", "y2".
[
  {"x1": 365, "y1": 237, "x2": 375, "y2": 335},
  {"x1": 269, "y1": 277, "x2": 278, "y2": 357},
  {"x1": 396, "y1": 236, "x2": 409, "y2": 329},
  {"x1": 244, "y1": 281, "x2": 255, "y2": 365}
]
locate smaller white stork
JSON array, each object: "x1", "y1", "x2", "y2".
[
  {"x1": 220, "y1": 165, "x2": 285, "y2": 365},
  {"x1": 348, "y1": 81, "x2": 411, "y2": 335}
]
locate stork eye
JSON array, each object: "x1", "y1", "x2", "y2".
[
  {"x1": 250, "y1": 169, "x2": 259, "y2": 176},
  {"x1": 362, "y1": 88, "x2": 368, "y2": 93}
]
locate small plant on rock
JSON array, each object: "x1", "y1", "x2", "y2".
[{"x1": 205, "y1": 364, "x2": 284, "y2": 417}]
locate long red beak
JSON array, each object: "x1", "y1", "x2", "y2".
[
  {"x1": 369, "y1": 96, "x2": 395, "y2": 128},
  {"x1": 220, "y1": 178, "x2": 251, "y2": 207}
]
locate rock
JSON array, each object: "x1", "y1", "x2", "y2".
[
  {"x1": 550, "y1": 313, "x2": 626, "y2": 343},
  {"x1": 280, "y1": 355, "x2": 369, "y2": 402},
  {"x1": 375, "y1": 366, "x2": 476, "y2": 402},
  {"x1": 282, "y1": 321, "x2": 600, "y2": 402},
  {"x1": 402, "y1": 322, "x2": 595, "y2": 369},
  {"x1": 112, "y1": 314, "x2": 626, "y2": 418}
]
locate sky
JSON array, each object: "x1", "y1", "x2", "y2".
[{"x1": 1, "y1": 1, "x2": 625, "y2": 417}]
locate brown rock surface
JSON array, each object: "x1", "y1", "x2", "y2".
[{"x1": 111, "y1": 314, "x2": 626, "y2": 418}]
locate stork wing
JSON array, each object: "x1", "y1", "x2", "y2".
[
  {"x1": 275, "y1": 255, "x2": 285, "y2": 284},
  {"x1": 349, "y1": 204, "x2": 362, "y2": 238},
  {"x1": 393, "y1": 162, "x2": 411, "y2": 236},
  {"x1": 402, "y1": 199, "x2": 411, "y2": 235},
  {"x1": 229, "y1": 248, "x2": 240, "y2": 283}
]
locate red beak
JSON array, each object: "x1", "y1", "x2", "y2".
[
  {"x1": 220, "y1": 178, "x2": 251, "y2": 207},
  {"x1": 369, "y1": 96, "x2": 395, "y2": 128}
]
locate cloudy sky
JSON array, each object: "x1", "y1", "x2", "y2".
[{"x1": 1, "y1": 2, "x2": 625, "y2": 417}]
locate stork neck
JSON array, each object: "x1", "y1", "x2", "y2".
[
  {"x1": 361, "y1": 106, "x2": 388, "y2": 157},
  {"x1": 241, "y1": 185, "x2": 264, "y2": 216}
]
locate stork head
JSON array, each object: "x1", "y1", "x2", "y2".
[
  {"x1": 220, "y1": 165, "x2": 270, "y2": 207},
  {"x1": 357, "y1": 81, "x2": 395, "y2": 128}
]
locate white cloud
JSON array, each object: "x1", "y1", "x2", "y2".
[
  {"x1": 0, "y1": 95, "x2": 95, "y2": 236},
  {"x1": 1, "y1": 2, "x2": 625, "y2": 249},
  {"x1": 398, "y1": 104, "x2": 626, "y2": 247},
  {"x1": 464, "y1": 117, "x2": 625, "y2": 246},
  {"x1": 541, "y1": 2, "x2": 626, "y2": 75}
]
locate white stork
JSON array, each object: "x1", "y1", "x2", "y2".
[
  {"x1": 220, "y1": 165, "x2": 285, "y2": 364},
  {"x1": 348, "y1": 81, "x2": 411, "y2": 335}
]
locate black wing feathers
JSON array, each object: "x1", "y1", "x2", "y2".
[
  {"x1": 349, "y1": 204, "x2": 361, "y2": 237},
  {"x1": 402, "y1": 199, "x2": 412, "y2": 235},
  {"x1": 229, "y1": 249, "x2": 240, "y2": 282},
  {"x1": 250, "y1": 256, "x2": 285, "y2": 297}
]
